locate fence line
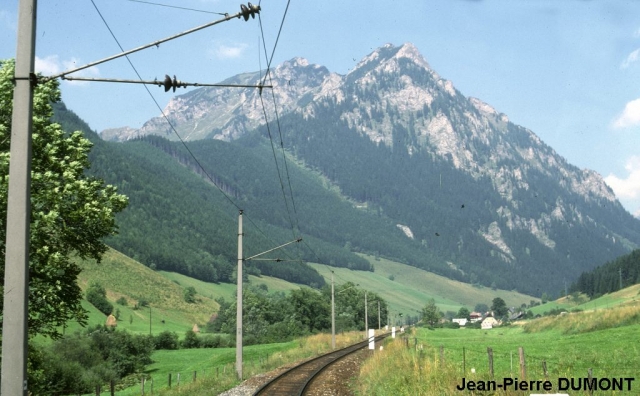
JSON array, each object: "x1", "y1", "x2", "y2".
[
  {"x1": 88, "y1": 352, "x2": 284, "y2": 396},
  {"x1": 404, "y1": 338, "x2": 638, "y2": 382}
]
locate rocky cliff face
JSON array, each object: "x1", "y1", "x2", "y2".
[{"x1": 101, "y1": 43, "x2": 640, "y2": 293}]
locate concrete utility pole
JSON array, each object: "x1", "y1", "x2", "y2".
[
  {"x1": 331, "y1": 271, "x2": 335, "y2": 349},
  {"x1": 365, "y1": 291, "x2": 368, "y2": 336},
  {"x1": 1, "y1": 0, "x2": 37, "y2": 394},
  {"x1": 236, "y1": 210, "x2": 244, "y2": 380},
  {"x1": 378, "y1": 300, "x2": 381, "y2": 330},
  {"x1": 0, "y1": 2, "x2": 262, "y2": 391},
  {"x1": 235, "y1": 210, "x2": 300, "y2": 380}
]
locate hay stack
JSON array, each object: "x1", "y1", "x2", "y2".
[
  {"x1": 192, "y1": 323, "x2": 200, "y2": 333},
  {"x1": 106, "y1": 314, "x2": 117, "y2": 327}
]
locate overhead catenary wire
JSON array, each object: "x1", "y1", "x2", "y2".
[
  {"x1": 255, "y1": 0, "x2": 314, "y2": 264},
  {"x1": 43, "y1": 4, "x2": 253, "y2": 82},
  {"x1": 88, "y1": 0, "x2": 298, "y2": 262},
  {"x1": 126, "y1": 0, "x2": 226, "y2": 15},
  {"x1": 249, "y1": 0, "x2": 313, "y2": 267}
]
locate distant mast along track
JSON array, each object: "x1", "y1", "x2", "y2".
[{"x1": 253, "y1": 333, "x2": 390, "y2": 396}]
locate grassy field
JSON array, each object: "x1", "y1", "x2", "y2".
[
  {"x1": 310, "y1": 255, "x2": 537, "y2": 317},
  {"x1": 357, "y1": 304, "x2": 640, "y2": 395}
]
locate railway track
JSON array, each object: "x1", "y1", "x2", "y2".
[{"x1": 252, "y1": 333, "x2": 390, "y2": 396}]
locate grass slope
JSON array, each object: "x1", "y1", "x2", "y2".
[
  {"x1": 76, "y1": 248, "x2": 536, "y2": 335},
  {"x1": 75, "y1": 248, "x2": 305, "y2": 335},
  {"x1": 310, "y1": 254, "x2": 537, "y2": 316},
  {"x1": 76, "y1": 249, "x2": 219, "y2": 335},
  {"x1": 530, "y1": 283, "x2": 640, "y2": 315}
]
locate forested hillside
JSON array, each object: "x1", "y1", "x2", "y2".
[
  {"x1": 571, "y1": 249, "x2": 640, "y2": 297},
  {"x1": 54, "y1": 103, "x2": 432, "y2": 288}
]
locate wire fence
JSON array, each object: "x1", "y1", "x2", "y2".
[{"x1": 399, "y1": 336, "x2": 638, "y2": 394}]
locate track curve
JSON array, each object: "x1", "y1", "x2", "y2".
[{"x1": 253, "y1": 333, "x2": 389, "y2": 396}]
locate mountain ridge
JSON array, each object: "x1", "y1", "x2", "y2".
[{"x1": 93, "y1": 43, "x2": 640, "y2": 295}]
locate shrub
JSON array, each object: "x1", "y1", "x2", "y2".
[
  {"x1": 138, "y1": 298, "x2": 149, "y2": 307},
  {"x1": 200, "y1": 334, "x2": 222, "y2": 348},
  {"x1": 181, "y1": 330, "x2": 200, "y2": 349},
  {"x1": 86, "y1": 282, "x2": 113, "y2": 316},
  {"x1": 116, "y1": 296, "x2": 128, "y2": 306},
  {"x1": 183, "y1": 286, "x2": 197, "y2": 303},
  {"x1": 154, "y1": 331, "x2": 179, "y2": 350}
]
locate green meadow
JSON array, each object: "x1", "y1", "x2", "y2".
[
  {"x1": 357, "y1": 302, "x2": 640, "y2": 395},
  {"x1": 310, "y1": 255, "x2": 537, "y2": 317}
]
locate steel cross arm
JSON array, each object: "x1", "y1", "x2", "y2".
[
  {"x1": 60, "y1": 75, "x2": 272, "y2": 90},
  {"x1": 41, "y1": 9, "x2": 248, "y2": 82},
  {"x1": 336, "y1": 284, "x2": 359, "y2": 294},
  {"x1": 244, "y1": 238, "x2": 302, "y2": 262},
  {"x1": 248, "y1": 258, "x2": 298, "y2": 262}
]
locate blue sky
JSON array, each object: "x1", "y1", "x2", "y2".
[{"x1": 2, "y1": 0, "x2": 640, "y2": 216}]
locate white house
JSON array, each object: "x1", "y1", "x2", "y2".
[{"x1": 452, "y1": 318, "x2": 468, "y2": 326}]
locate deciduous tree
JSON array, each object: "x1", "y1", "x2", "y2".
[
  {"x1": 421, "y1": 298, "x2": 441, "y2": 327},
  {"x1": 0, "y1": 59, "x2": 128, "y2": 339}
]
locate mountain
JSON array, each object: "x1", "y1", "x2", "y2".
[{"x1": 96, "y1": 43, "x2": 640, "y2": 296}]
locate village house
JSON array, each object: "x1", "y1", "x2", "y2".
[
  {"x1": 481, "y1": 316, "x2": 500, "y2": 329},
  {"x1": 452, "y1": 318, "x2": 468, "y2": 326},
  {"x1": 469, "y1": 311, "x2": 483, "y2": 323}
]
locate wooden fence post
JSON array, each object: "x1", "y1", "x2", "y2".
[
  {"x1": 95, "y1": 384, "x2": 100, "y2": 395},
  {"x1": 462, "y1": 347, "x2": 466, "y2": 375},
  {"x1": 193, "y1": 371, "x2": 197, "y2": 382},
  {"x1": 177, "y1": 372, "x2": 180, "y2": 387},
  {"x1": 110, "y1": 379, "x2": 115, "y2": 396},
  {"x1": 542, "y1": 361, "x2": 548, "y2": 379},
  {"x1": 588, "y1": 368, "x2": 593, "y2": 396},
  {"x1": 510, "y1": 351, "x2": 513, "y2": 377},
  {"x1": 487, "y1": 347, "x2": 494, "y2": 379},
  {"x1": 141, "y1": 378, "x2": 145, "y2": 395},
  {"x1": 168, "y1": 373, "x2": 171, "y2": 389},
  {"x1": 518, "y1": 347, "x2": 526, "y2": 380}
]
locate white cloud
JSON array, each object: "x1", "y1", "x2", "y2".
[
  {"x1": 612, "y1": 98, "x2": 640, "y2": 129},
  {"x1": 605, "y1": 156, "x2": 640, "y2": 200},
  {"x1": 35, "y1": 55, "x2": 62, "y2": 75},
  {"x1": 212, "y1": 42, "x2": 248, "y2": 59},
  {"x1": 0, "y1": 9, "x2": 16, "y2": 32},
  {"x1": 621, "y1": 48, "x2": 640, "y2": 69},
  {"x1": 35, "y1": 55, "x2": 99, "y2": 86}
]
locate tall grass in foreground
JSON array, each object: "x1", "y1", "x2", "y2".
[
  {"x1": 357, "y1": 324, "x2": 639, "y2": 396},
  {"x1": 357, "y1": 335, "x2": 462, "y2": 396},
  {"x1": 116, "y1": 332, "x2": 364, "y2": 395}
]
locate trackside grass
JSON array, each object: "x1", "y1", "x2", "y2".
[{"x1": 114, "y1": 332, "x2": 364, "y2": 395}]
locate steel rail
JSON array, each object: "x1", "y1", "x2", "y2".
[{"x1": 252, "y1": 333, "x2": 390, "y2": 396}]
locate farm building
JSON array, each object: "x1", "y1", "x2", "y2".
[{"x1": 481, "y1": 316, "x2": 500, "y2": 329}]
